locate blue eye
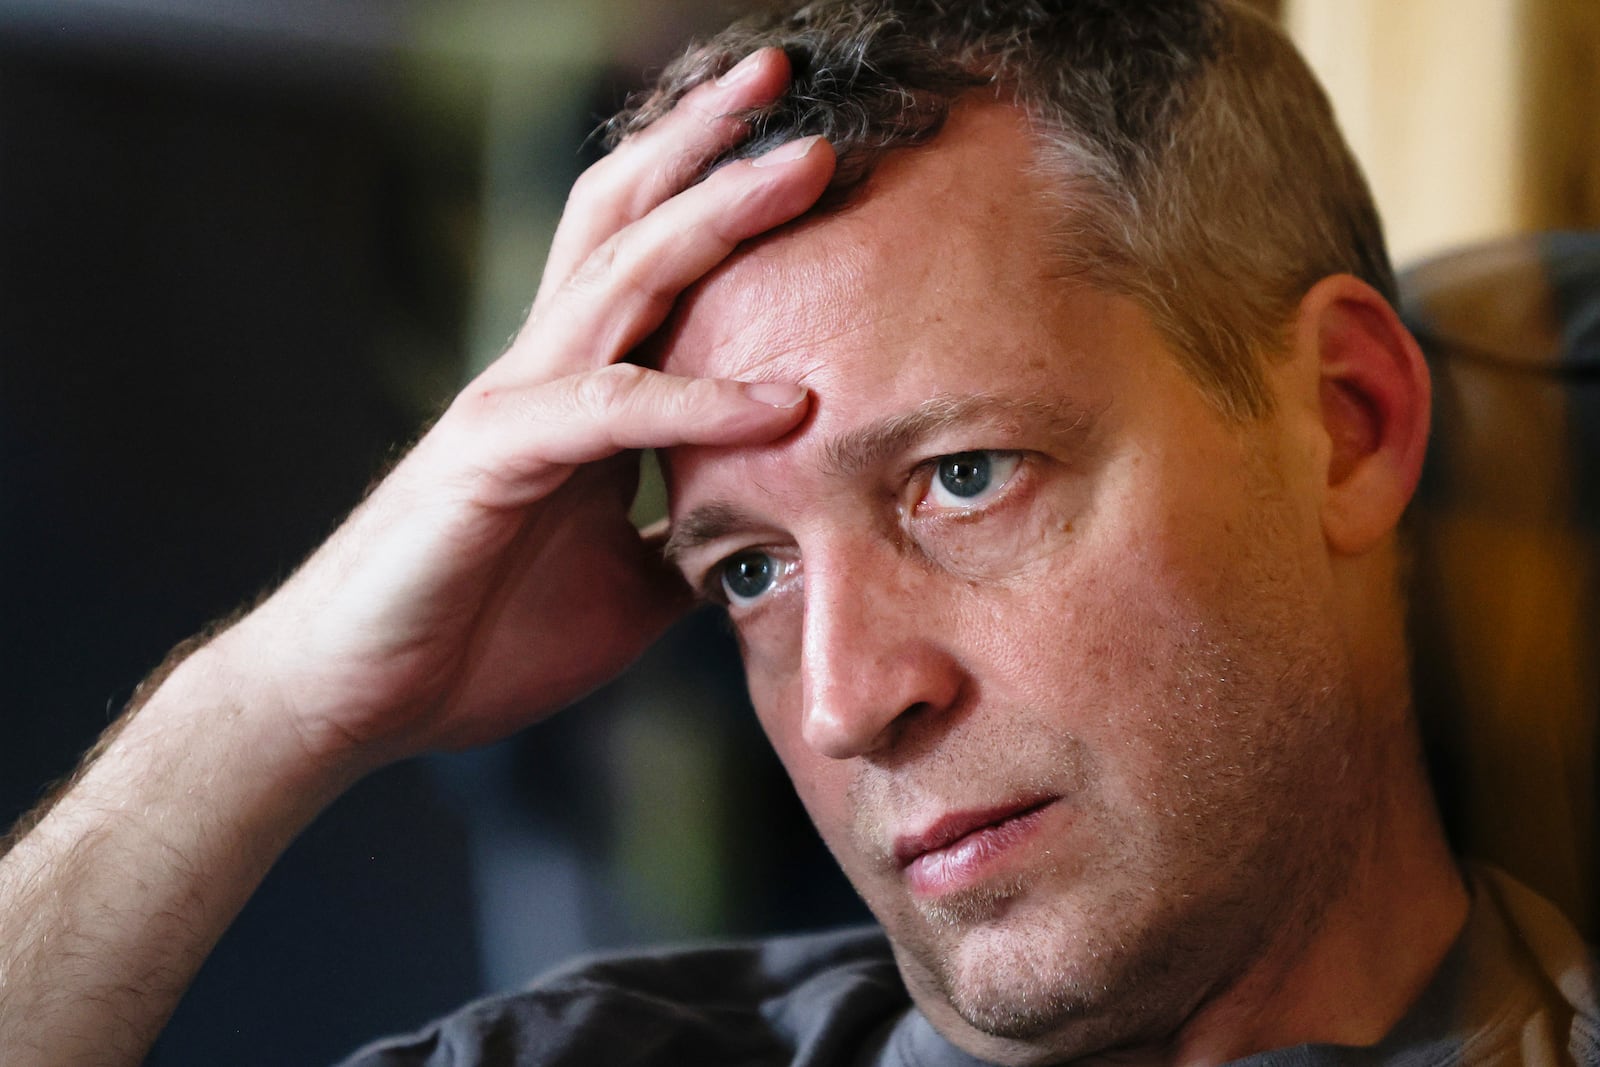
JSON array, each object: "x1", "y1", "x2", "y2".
[
  {"x1": 720, "y1": 551, "x2": 777, "y2": 604},
  {"x1": 937, "y1": 452, "x2": 993, "y2": 498},
  {"x1": 926, "y1": 451, "x2": 1021, "y2": 509}
]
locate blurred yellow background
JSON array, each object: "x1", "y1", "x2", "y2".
[{"x1": 1279, "y1": 0, "x2": 1600, "y2": 263}]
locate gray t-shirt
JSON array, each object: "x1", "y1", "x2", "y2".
[{"x1": 338, "y1": 868, "x2": 1599, "y2": 1066}]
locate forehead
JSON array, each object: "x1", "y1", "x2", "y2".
[
  {"x1": 651, "y1": 101, "x2": 1204, "y2": 537},
  {"x1": 655, "y1": 102, "x2": 1077, "y2": 389}
]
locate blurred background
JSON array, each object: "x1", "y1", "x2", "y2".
[{"x1": 0, "y1": 0, "x2": 1596, "y2": 1063}]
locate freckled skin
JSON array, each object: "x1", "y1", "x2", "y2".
[{"x1": 658, "y1": 104, "x2": 1424, "y2": 1066}]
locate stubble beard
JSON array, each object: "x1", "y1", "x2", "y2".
[
  {"x1": 899, "y1": 633, "x2": 1370, "y2": 1054},
  {"x1": 864, "y1": 495, "x2": 1378, "y2": 1054}
]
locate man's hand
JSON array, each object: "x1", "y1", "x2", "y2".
[
  {"x1": 0, "y1": 47, "x2": 832, "y2": 1066},
  {"x1": 229, "y1": 46, "x2": 832, "y2": 769}
]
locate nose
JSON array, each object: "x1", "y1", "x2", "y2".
[{"x1": 798, "y1": 548, "x2": 966, "y2": 760}]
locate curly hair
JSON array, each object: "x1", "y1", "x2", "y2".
[{"x1": 605, "y1": 1, "x2": 1392, "y2": 419}]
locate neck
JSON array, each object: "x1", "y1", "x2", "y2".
[
  {"x1": 1146, "y1": 559, "x2": 1472, "y2": 1064},
  {"x1": 1158, "y1": 777, "x2": 1468, "y2": 1066}
]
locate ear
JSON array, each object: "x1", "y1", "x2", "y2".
[{"x1": 1293, "y1": 274, "x2": 1431, "y2": 556}]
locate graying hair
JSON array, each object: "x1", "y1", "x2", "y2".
[{"x1": 605, "y1": 0, "x2": 1393, "y2": 419}]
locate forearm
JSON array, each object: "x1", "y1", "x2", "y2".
[
  {"x1": 0, "y1": 49, "x2": 825, "y2": 1064},
  {"x1": 0, "y1": 640, "x2": 363, "y2": 1066}
]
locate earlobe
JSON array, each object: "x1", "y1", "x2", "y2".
[{"x1": 1297, "y1": 275, "x2": 1431, "y2": 556}]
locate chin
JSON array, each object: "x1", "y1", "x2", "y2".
[
  {"x1": 890, "y1": 870, "x2": 1252, "y2": 1060},
  {"x1": 945, "y1": 939, "x2": 1105, "y2": 1042}
]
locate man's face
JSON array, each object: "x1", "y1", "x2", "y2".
[{"x1": 661, "y1": 105, "x2": 1374, "y2": 1062}]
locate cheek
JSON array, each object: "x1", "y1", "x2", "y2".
[
  {"x1": 1068, "y1": 486, "x2": 1340, "y2": 810},
  {"x1": 975, "y1": 487, "x2": 1252, "y2": 759},
  {"x1": 745, "y1": 667, "x2": 833, "y2": 784},
  {"x1": 746, "y1": 673, "x2": 798, "y2": 763},
  {"x1": 915, "y1": 467, "x2": 1081, "y2": 583}
]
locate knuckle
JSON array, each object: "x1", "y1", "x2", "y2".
[
  {"x1": 570, "y1": 132, "x2": 701, "y2": 224},
  {"x1": 628, "y1": 155, "x2": 694, "y2": 216},
  {"x1": 572, "y1": 228, "x2": 679, "y2": 315},
  {"x1": 565, "y1": 238, "x2": 620, "y2": 297},
  {"x1": 677, "y1": 375, "x2": 722, "y2": 414},
  {"x1": 565, "y1": 160, "x2": 616, "y2": 208},
  {"x1": 574, "y1": 363, "x2": 649, "y2": 413},
  {"x1": 690, "y1": 169, "x2": 765, "y2": 240},
  {"x1": 451, "y1": 381, "x2": 500, "y2": 419}
]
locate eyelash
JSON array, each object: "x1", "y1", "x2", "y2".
[
  {"x1": 912, "y1": 450, "x2": 1024, "y2": 515},
  {"x1": 707, "y1": 550, "x2": 797, "y2": 609},
  {"x1": 702, "y1": 450, "x2": 1028, "y2": 609}
]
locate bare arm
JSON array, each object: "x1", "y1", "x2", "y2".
[
  {"x1": 0, "y1": 643, "x2": 358, "y2": 1063},
  {"x1": 0, "y1": 48, "x2": 833, "y2": 1066}
]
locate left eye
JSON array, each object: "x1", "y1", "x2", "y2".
[{"x1": 923, "y1": 450, "x2": 1021, "y2": 510}]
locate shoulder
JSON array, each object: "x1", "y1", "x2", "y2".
[{"x1": 336, "y1": 926, "x2": 906, "y2": 1067}]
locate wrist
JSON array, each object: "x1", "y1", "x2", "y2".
[{"x1": 118, "y1": 635, "x2": 372, "y2": 835}]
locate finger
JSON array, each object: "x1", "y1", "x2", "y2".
[
  {"x1": 452, "y1": 367, "x2": 809, "y2": 508},
  {"x1": 638, "y1": 517, "x2": 671, "y2": 544},
  {"x1": 500, "y1": 136, "x2": 836, "y2": 382},
  {"x1": 534, "y1": 48, "x2": 792, "y2": 312}
]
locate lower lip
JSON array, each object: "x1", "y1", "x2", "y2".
[{"x1": 903, "y1": 801, "x2": 1056, "y2": 898}]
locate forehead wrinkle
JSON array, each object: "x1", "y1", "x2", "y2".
[
  {"x1": 820, "y1": 393, "x2": 1099, "y2": 478},
  {"x1": 702, "y1": 308, "x2": 891, "y2": 386},
  {"x1": 665, "y1": 233, "x2": 880, "y2": 380}
]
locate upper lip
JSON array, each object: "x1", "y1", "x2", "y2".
[{"x1": 891, "y1": 795, "x2": 1058, "y2": 868}]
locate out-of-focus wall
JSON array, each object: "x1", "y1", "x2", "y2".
[
  {"x1": 1283, "y1": 0, "x2": 1600, "y2": 264},
  {"x1": 1279, "y1": 0, "x2": 1600, "y2": 933}
]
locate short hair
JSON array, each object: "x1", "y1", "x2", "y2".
[{"x1": 605, "y1": 0, "x2": 1393, "y2": 420}]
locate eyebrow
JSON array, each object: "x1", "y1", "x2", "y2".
[
  {"x1": 662, "y1": 392, "x2": 1100, "y2": 567},
  {"x1": 819, "y1": 393, "x2": 1094, "y2": 477},
  {"x1": 662, "y1": 502, "x2": 761, "y2": 569}
]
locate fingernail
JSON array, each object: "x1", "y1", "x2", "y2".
[
  {"x1": 751, "y1": 135, "x2": 819, "y2": 169},
  {"x1": 715, "y1": 50, "x2": 764, "y2": 87},
  {"x1": 742, "y1": 382, "x2": 807, "y2": 408}
]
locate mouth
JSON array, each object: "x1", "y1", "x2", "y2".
[{"x1": 893, "y1": 795, "x2": 1059, "y2": 898}]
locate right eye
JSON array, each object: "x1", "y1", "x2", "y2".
[{"x1": 718, "y1": 550, "x2": 779, "y2": 606}]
